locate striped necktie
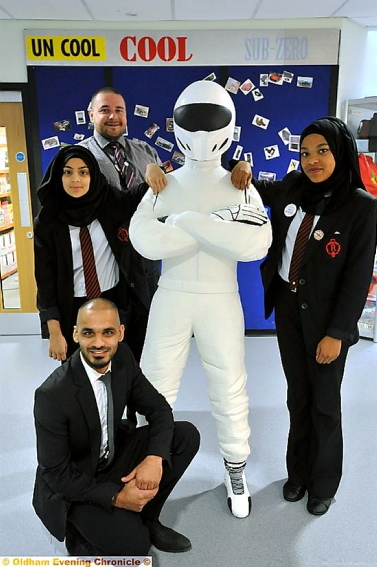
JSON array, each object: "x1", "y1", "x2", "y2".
[
  {"x1": 79, "y1": 226, "x2": 101, "y2": 299},
  {"x1": 108, "y1": 141, "x2": 135, "y2": 189},
  {"x1": 288, "y1": 213, "x2": 315, "y2": 292}
]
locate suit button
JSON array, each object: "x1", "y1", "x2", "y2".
[
  {"x1": 301, "y1": 303, "x2": 308, "y2": 309},
  {"x1": 299, "y1": 278, "x2": 305, "y2": 285},
  {"x1": 130, "y1": 282, "x2": 135, "y2": 288}
]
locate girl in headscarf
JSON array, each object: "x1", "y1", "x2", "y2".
[
  {"x1": 34, "y1": 145, "x2": 151, "y2": 362},
  {"x1": 247, "y1": 117, "x2": 377, "y2": 515}
]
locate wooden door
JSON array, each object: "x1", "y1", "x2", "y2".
[{"x1": 0, "y1": 101, "x2": 36, "y2": 314}]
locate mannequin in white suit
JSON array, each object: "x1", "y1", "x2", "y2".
[{"x1": 129, "y1": 80, "x2": 272, "y2": 518}]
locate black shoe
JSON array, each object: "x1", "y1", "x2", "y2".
[
  {"x1": 307, "y1": 496, "x2": 332, "y2": 516},
  {"x1": 283, "y1": 481, "x2": 306, "y2": 502},
  {"x1": 65, "y1": 521, "x2": 99, "y2": 556},
  {"x1": 144, "y1": 519, "x2": 192, "y2": 553}
]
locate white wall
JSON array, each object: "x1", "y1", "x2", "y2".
[
  {"x1": 362, "y1": 31, "x2": 377, "y2": 97},
  {"x1": 0, "y1": 17, "x2": 371, "y2": 117},
  {"x1": 337, "y1": 20, "x2": 370, "y2": 119}
]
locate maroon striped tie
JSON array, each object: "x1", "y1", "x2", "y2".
[
  {"x1": 108, "y1": 142, "x2": 135, "y2": 189},
  {"x1": 79, "y1": 226, "x2": 101, "y2": 299},
  {"x1": 288, "y1": 213, "x2": 315, "y2": 292}
]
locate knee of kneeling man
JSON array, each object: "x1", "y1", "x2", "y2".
[{"x1": 173, "y1": 421, "x2": 201, "y2": 451}]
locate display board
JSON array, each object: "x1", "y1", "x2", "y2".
[{"x1": 30, "y1": 63, "x2": 336, "y2": 330}]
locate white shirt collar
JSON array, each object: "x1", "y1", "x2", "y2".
[
  {"x1": 80, "y1": 352, "x2": 112, "y2": 385},
  {"x1": 94, "y1": 129, "x2": 125, "y2": 149}
]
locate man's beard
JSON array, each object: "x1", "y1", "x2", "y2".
[{"x1": 81, "y1": 349, "x2": 111, "y2": 370}]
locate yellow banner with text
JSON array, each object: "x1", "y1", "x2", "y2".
[{"x1": 25, "y1": 36, "x2": 106, "y2": 61}]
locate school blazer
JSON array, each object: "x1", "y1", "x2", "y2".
[
  {"x1": 254, "y1": 172, "x2": 377, "y2": 348},
  {"x1": 32, "y1": 343, "x2": 174, "y2": 541}
]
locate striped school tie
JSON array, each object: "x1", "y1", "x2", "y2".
[
  {"x1": 288, "y1": 213, "x2": 315, "y2": 292},
  {"x1": 79, "y1": 225, "x2": 101, "y2": 299}
]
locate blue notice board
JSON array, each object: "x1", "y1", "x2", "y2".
[{"x1": 32, "y1": 64, "x2": 335, "y2": 331}]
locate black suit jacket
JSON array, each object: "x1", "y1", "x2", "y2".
[
  {"x1": 254, "y1": 172, "x2": 377, "y2": 348},
  {"x1": 33, "y1": 184, "x2": 150, "y2": 341},
  {"x1": 32, "y1": 343, "x2": 174, "y2": 541}
]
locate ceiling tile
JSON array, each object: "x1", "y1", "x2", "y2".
[
  {"x1": 0, "y1": 0, "x2": 93, "y2": 20},
  {"x1": 87, "y1": 0, "x2": 172, "y2": 21},
  {"x1": 254, "y1": 0, "x2": 347, "y2": 19},
  {"x1": 174, "y1": 0, "x2": 260, "y2": 21}
]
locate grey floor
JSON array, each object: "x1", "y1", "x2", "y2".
[{"x1": 1, "y1": 333, "x2": 376, "y2": 566}]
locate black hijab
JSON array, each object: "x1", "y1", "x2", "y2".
[
  {"x1": 298, "y1": 116, "x2": 365, "y2": 215},
  {"x1": 37, "y1": 145, "x2": 109, "y2": 226}
]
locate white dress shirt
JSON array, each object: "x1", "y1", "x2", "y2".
[
  {"x1": 69, "y1": 219, "x2": 119, "y2": 297},
  {"x1": 279, "y1": 207, "x2": 319, "y2": 282},
  {"x1": 80, "y1": 353, "x2": 112, "y2": 459}
]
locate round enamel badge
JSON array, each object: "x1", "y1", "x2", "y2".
[
  {"x1": 284, "y1": 203, "x2": 297, "y2": 217},
  {"x1": 314, "y1": 230, "x2": 324, "y2": 241}
]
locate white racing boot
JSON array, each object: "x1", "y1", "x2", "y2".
[{"x1": 224, "y1": 460, "x2": 251, "y2": 518}]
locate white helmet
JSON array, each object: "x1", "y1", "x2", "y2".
[{"x1": 173, "y1": 80, "x2": 235, "y2": 161}]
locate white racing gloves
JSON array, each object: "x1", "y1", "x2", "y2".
[{"x1": 211, "y1": 203, "x2": 268, "y2": 226}]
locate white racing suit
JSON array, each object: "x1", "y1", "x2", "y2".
[{"x1": 129, "y1": 158, "x2": 272, "y2": 462}]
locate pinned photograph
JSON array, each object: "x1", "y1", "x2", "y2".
[
  {"x1": 283, "y1": 71, "x2": 294, "y2": 83},
  {"x1": 240, "y1": 79, "x2": 255, "y2": 95},
  {"x1": 258, "y1": 171, "x2": 277, "y2": 181},
  {"x1": 144, "y1": 122, "x2": 160, "y2": 139},
  {"x1": 233, "y1": 145, "x2": 243, "y2": 161},
  {"x1": 297, "y1": 76, "x2": 313, "y2": 88},
  {"x1": 278, "y1": 127, "x2": 291, "y2": 145},
  {"x1": 264, "y1": 144, "x2": 280, "y2": 160},
  {"x1": 252, "y1": 89, "x2": 264, "y2": 102},
  {"x1": 244, "y1": 152, "x2": 254, "y2": 166},
  {"x1": 252, "y1": 114, "x2": 270, "y2": 130},
  {"x1": 161, "y1": 160, "x2": 174, "y2": 173},
  {"x1": 260, "y1": 74, "x2": 269, "y2": 87},
  {"x1": 204, "y1": 72, "x2": 217, "y2": 81},
  {"x1": 172, "y1": 151, "x2": 185, "y2": 165},
  {"x1": 166, "y1": 118, "x2": 174, "y2": 132},
  {"x1": 75, "y1": 110, "x2": 86, "y2": 125},
  {"x1": 269, "y1": 72, "x2": 284, "y2": 85},
  {"x1": 233, "y1": 126, "x2": 241, "y2": 142},
  {"x1": 53, "y1": 119, "x2": 72, "y2": 132},
  {"x1": 134, "y1": 104, "x2": 149, "y2": 118},
  {"x1": 225, "y1": 77, "x2": 241, "y2": 94},
  {"x1": 42, "y1": 136, "x2": 60, "y2": 150},
  {"x1": 87, "y1": 122, "x2": 94, "y2": 130},
  {"x1": 289, "y1": 134, "x2": 300, "y2": 152},
  {"x1": 155, "y1": 136, "x2": 174, "y2": 152},
  {"x1": 287, "y1": 159, "x2": 300, "y2": 172},
  {"x1": 73, "y1": 133, "x2": 85, "y2": 141}
]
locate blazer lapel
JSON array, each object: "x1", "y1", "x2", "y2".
[
  {"x1": 302, "y1": 208, "x2": 346, "y2": 266},
  {"x1": 110, "y1": 354, "x2": 129, "y2": 425}
]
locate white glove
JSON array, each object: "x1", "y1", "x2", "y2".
[{"x1": 211, "y1": 204, "x2": 268, "y2": 226}]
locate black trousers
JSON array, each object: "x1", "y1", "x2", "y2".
[
  {"x1": 274, "y1": 278, "x2": 349, "y2": 498},
  {"x1": 68, "y1": 421, "x2": 200, "y2": 556}
]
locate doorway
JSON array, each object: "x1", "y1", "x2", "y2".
[{"x1": 0, "y1": 95, "x2": 38, "y2": 333}]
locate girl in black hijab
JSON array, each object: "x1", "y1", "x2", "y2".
[
  {"x1": 37, "y1": 145, "x2": 109, "y2": 227},
  {"x1": 250, "y1": 117, "x2": 377, "y2": 516},
  {"x1": 34, "y1": 145, "x2": 150, "y2": 362}
]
